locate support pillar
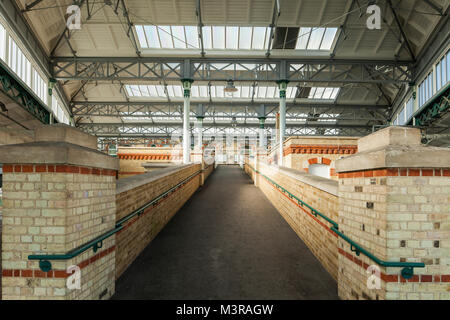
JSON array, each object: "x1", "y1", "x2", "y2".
[
  {"x1": 0, "y1": 124, "x2": 119, "y2": 300},
  {"x1": 181, "y1": 79, "x2": 193, "y2": 164},
  {"x1": 277, "y1": 80, "x2": 288, "y2": 166},
  {"x1": 336, "y1": 126, "x2": 450, "y2": 300}
]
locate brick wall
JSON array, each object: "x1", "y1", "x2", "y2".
[
  {"x1": 1, "y1": 165, "x2": 117, "y2": 300},
  {"x1": 337, "y1": 168, "x2": 450, "y2": 300},
  {"x1": 115, "y1": 163, "x2": 203, "y2": 279},
  {"x1": 245, "y1": 158, "x2": 339, "y2": 281},
  {"x1": 118, "y1": 147, "x2": 182, "y2": 178}
]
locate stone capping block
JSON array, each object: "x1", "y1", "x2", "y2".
[
  {"x1": 263, "y1": 162, "x2": 338, "y2": 196},
  {"x1": 116, "y1": 163, "x2": 198, "y2": 194},
  {"x1": 336, "y1": 144, "x2": 450, "y2": 173},
  {"x1": 0, "y1": 141, "x2": 119, "y2": 170},
  {"x1": 34, "y1": 124, "x2": 98, "y2": 150},
  {"x1": 358, "y1": 126, "x2": 421, "y2": 153}
]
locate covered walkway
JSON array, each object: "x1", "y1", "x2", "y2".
[{"x1": 113, "y1": 165, "x2": 338, "y2": 300}]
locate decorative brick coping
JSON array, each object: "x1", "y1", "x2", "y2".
[
  {"x1": 117, "y1": 171, "x2": 201, "y2": 233},
  {"x1": 284, "y1": 144, "x2": 358, "y2": 156},
  {"x1": 338, "y1": 248, "x2": 450, "y2": 283},
  {"x1": 338, "y1": 168, "x2": 450, "y2": 178},
  {"x1": 2, "y1": 246, "x2": 116, "y2": 279},
  {"x1": 118, "y1": 153, "x2": 181, "y2": 160},
  {"x1": 2, "y1": 164, "x2": 117, "y2": 176}
]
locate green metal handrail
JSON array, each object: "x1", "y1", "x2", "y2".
[
  {"x1": 245, "y1": 162, "x2": 425, "y2": 279},
  {"x1": 29, "y1": 169, "x2": 202, "y2": 271}
]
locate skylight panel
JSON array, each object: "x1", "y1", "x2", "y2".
[
  {"x1": 171, "y1": 26, "x2": 186, "y2": 48},
  {"x1": 239, "y1": 27, "x2": 252, "y2": 49},
  {"x1": 266, "y1": 86, "x2": 276, "y2": 98},
  {"x1": 306, "y1": 87, "x2": 340, "y2": 100},
  {"x1": 185, "y1": 26, "x2": 199, "y2": 49},
  {"x1": 159, "y1": 26, "x2": 173, "y2": 48},
  {"x1": 143, "y1": 26, "x2": 159, "y2": 48},
  {"x1": 257, "y1": 86, "x2": 267, "y2": 98},
  {"x1": 296, "y1": 27, "x2": 311, "y2": 49},
  {"x1": 241, "y1": 85, "x2": 250, "y2": 98},
  {"x1": 212, "y1": 26, "x2": 225, "y2": 49},
  {"x1": 322, "y1": 87, "x2": 334, "y2": 99},
  {"x1": 286, "y1": 87, "x2": 296, "y2": 99},
  {"x1": 295, "y1": 27, "x2": 337, "y2": 51},
  {"x1": 203, "y1": 26, "x2": 212, "y2": 49},
  {"x1": 308, "y1": 28, "x2": 325, "y2": 50},
  {"x1": 252, "y1": 27, "x2": 267, "y2": 50},
  {"x1": 320, "y1": 28, "x2": 337, "y2": 50},
  {"x1": 135, "y1": 25, "x2": 148, "y2": 48},
  {"x1": 226, "y1": 26, "x2": 239, "y2": 50},
  {"x1": 139, "y1": 85, "x2": 150, "y2": 96}
]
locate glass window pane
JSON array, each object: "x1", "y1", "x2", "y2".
[
  {"x1": 158, "y1": 26, "x2": 173, "y2": 48},
  {"x1": 185, "y1": 26, "x2": 199, "y2": 49},
  {"x1": 226, "y1": 26, "x2": 238, "y2": 49},
  {"x1": 144, "y1": 26, "x2": 160, "y2": 48},
  {"x1": 136, "y1": 25, "x2": 148, "y2": 48},
  {"x1": 239, "y1": 27, "x2": 252, "y2": 49},
  {"x1": 212, "y1": 26, "x2": 225, "y2": 49},
  {"x1": 203, "y1": 26, "x2": 212, "y2": 49},
  {"x1": 172, "y1": 26, "x2": 186, "y2": 48},
  {"x1": 322, "y1": 87, "x2": 333, "y2": 99},
  {"x1": 252, "y1": 27, "x2": 266, "y2": 50},
  {"x1": 331, "y1": 88, "x2": 340, "y2": 99},
  {"x1": 296, "y1": 27, "x2": 311, "y2": 49},
  {"x1": 308, "y1": 28, "x2": 325, "y2": 50},
  {"x1": 320, "y1": 28, "x2": 337, "y2": 50}
]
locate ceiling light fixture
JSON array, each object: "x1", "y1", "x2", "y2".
[{"x1": 224, "y1": 79, "x2": 238, "y2": 94}]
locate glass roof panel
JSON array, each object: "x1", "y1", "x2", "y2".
[
  {"x1": 158, "y1": 26, "x2": 173, "y2": 48},
  {"x1": 252, "y1": 27, "x2": 267, "y2": 50},
  {"x1": 212, "y1": 26, "x2": 225, "y2": 49},
  {"x1": 185, "y1": 26, "x2": 199, "y2": 49},
  {"x1": 308, "y1": 28, "x2": 325, "y2": 50},
  {"x1": 239, "y1": 27, "x2": 252, "y2": 49},
  {"x1": 296, "y1": 27, "x2": 311, "y2": 49},
  {"x1": 226, "y1": 26, "x2": 239, "y2": 49},
  {"x1": 171, "y1": 26, "x2": 186, "y2": 48},
  {"x1": 143, "y1": 26, "x2": 159, "y2": 48},
  {"x1": 320, "y1": 28, "x2": 338, "y2": 50},
  {"x1": 135, "y1": 25, "x2": 148, "y2": 48},
  {"x1": 203, "y1": 26, "x2": 212, "y2": 49}
]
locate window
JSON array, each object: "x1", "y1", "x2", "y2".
[
  {"x1": 308, "y1": 87, "x2": 340, "y2": 100},
  {"x1": 32, "y1": 69, "x2": 47, "y2": 104},
  {"x1": 405, "y1": 96, "x2": 414, "y2": 121},
  {"x1": 418, "y1": 71, "x2": 434, "y2": 108},
  {"x1": 295, "y1": 27, "x2": 337, "y2": 51},
  {"x1": 8, "y1": 37, "x2": 31, "y2": 87},
  {"x1": 398, "y1": 107, "x2": 405, "y2": 125},
  {"x1": 436, "y1": 51, "x2": 449, "y2": 92},
  {"x1": 0, "y1": 23, "x2": 6, "y2": 61},
  {"x1": 51, "y1": 94, "x2": 70, "y2": 125}
]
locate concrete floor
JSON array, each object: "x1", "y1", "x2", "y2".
[{"x1": 113, "y1": 165, "x2": 338, "y2": 300}]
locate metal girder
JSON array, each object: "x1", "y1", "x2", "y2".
[
  {"x1": 71, "y1": 101, "x2": 389, "y2": 115},
  {"x1": 77, "y1": 121, "x2": 373, "y2": 137},
  {"x1": 72, "y1": 104, "x2": 387, "y2": 122},
  {"x1": 52, "y1": 57, "x2": 414, "y2": 84}
]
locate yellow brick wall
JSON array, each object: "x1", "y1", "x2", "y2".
[
  {"x1": 1, "y1": 165, "x2": 116, "y2": 300},
  {"x1": 244, "y1": 159, "x2": 339, "y2": 281},
  {"x1": 115, "y1": 164, "x2": 202, "y2": 279},
  {"x1": 338, "y1": 170, "x2": 450, "y2": 300}
]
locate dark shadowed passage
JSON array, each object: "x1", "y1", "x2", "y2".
[{"x1": 113, "y1": 165, "x2": 338, "y2": 300}]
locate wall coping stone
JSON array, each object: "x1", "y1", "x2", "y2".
[
  {"x1": 34, "y1": 124, "x2": 98, "y2": 150},
  {"x1": 0, "y1": 141, "x2": 119, "y2": 170},
  {"x1": 336, "y1": 144, "x2": 450, "y2": 173},
  {"x1": 357, "y1": 126, "x2": 421, "y2": 152},
  {"x1": 116, "y1": 163, "x2": 200, "y2": 194},
  {"x1": 261, "y1": 162, "x2": 338, "y2": 196}
]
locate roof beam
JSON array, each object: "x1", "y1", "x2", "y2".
[
  {"x1": 196, "y1": 0, "x2": 206, "y2": 57},
  {"x1": 421, "y1": 0, "x2": 444, "y2": 16},
  {"x1": 387, "y1": 0, "x2": 416, "y2": 61},
  {"x1": 51, "y1": 57, "x2": 414, "y2": 84}
]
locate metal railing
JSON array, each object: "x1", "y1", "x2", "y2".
[
  {"x1": 29, "y1": 169, "x2": 202, "y2": 272},
  {"x1": 245, "y1": 162, "x2": 425, "y2": 279}
]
